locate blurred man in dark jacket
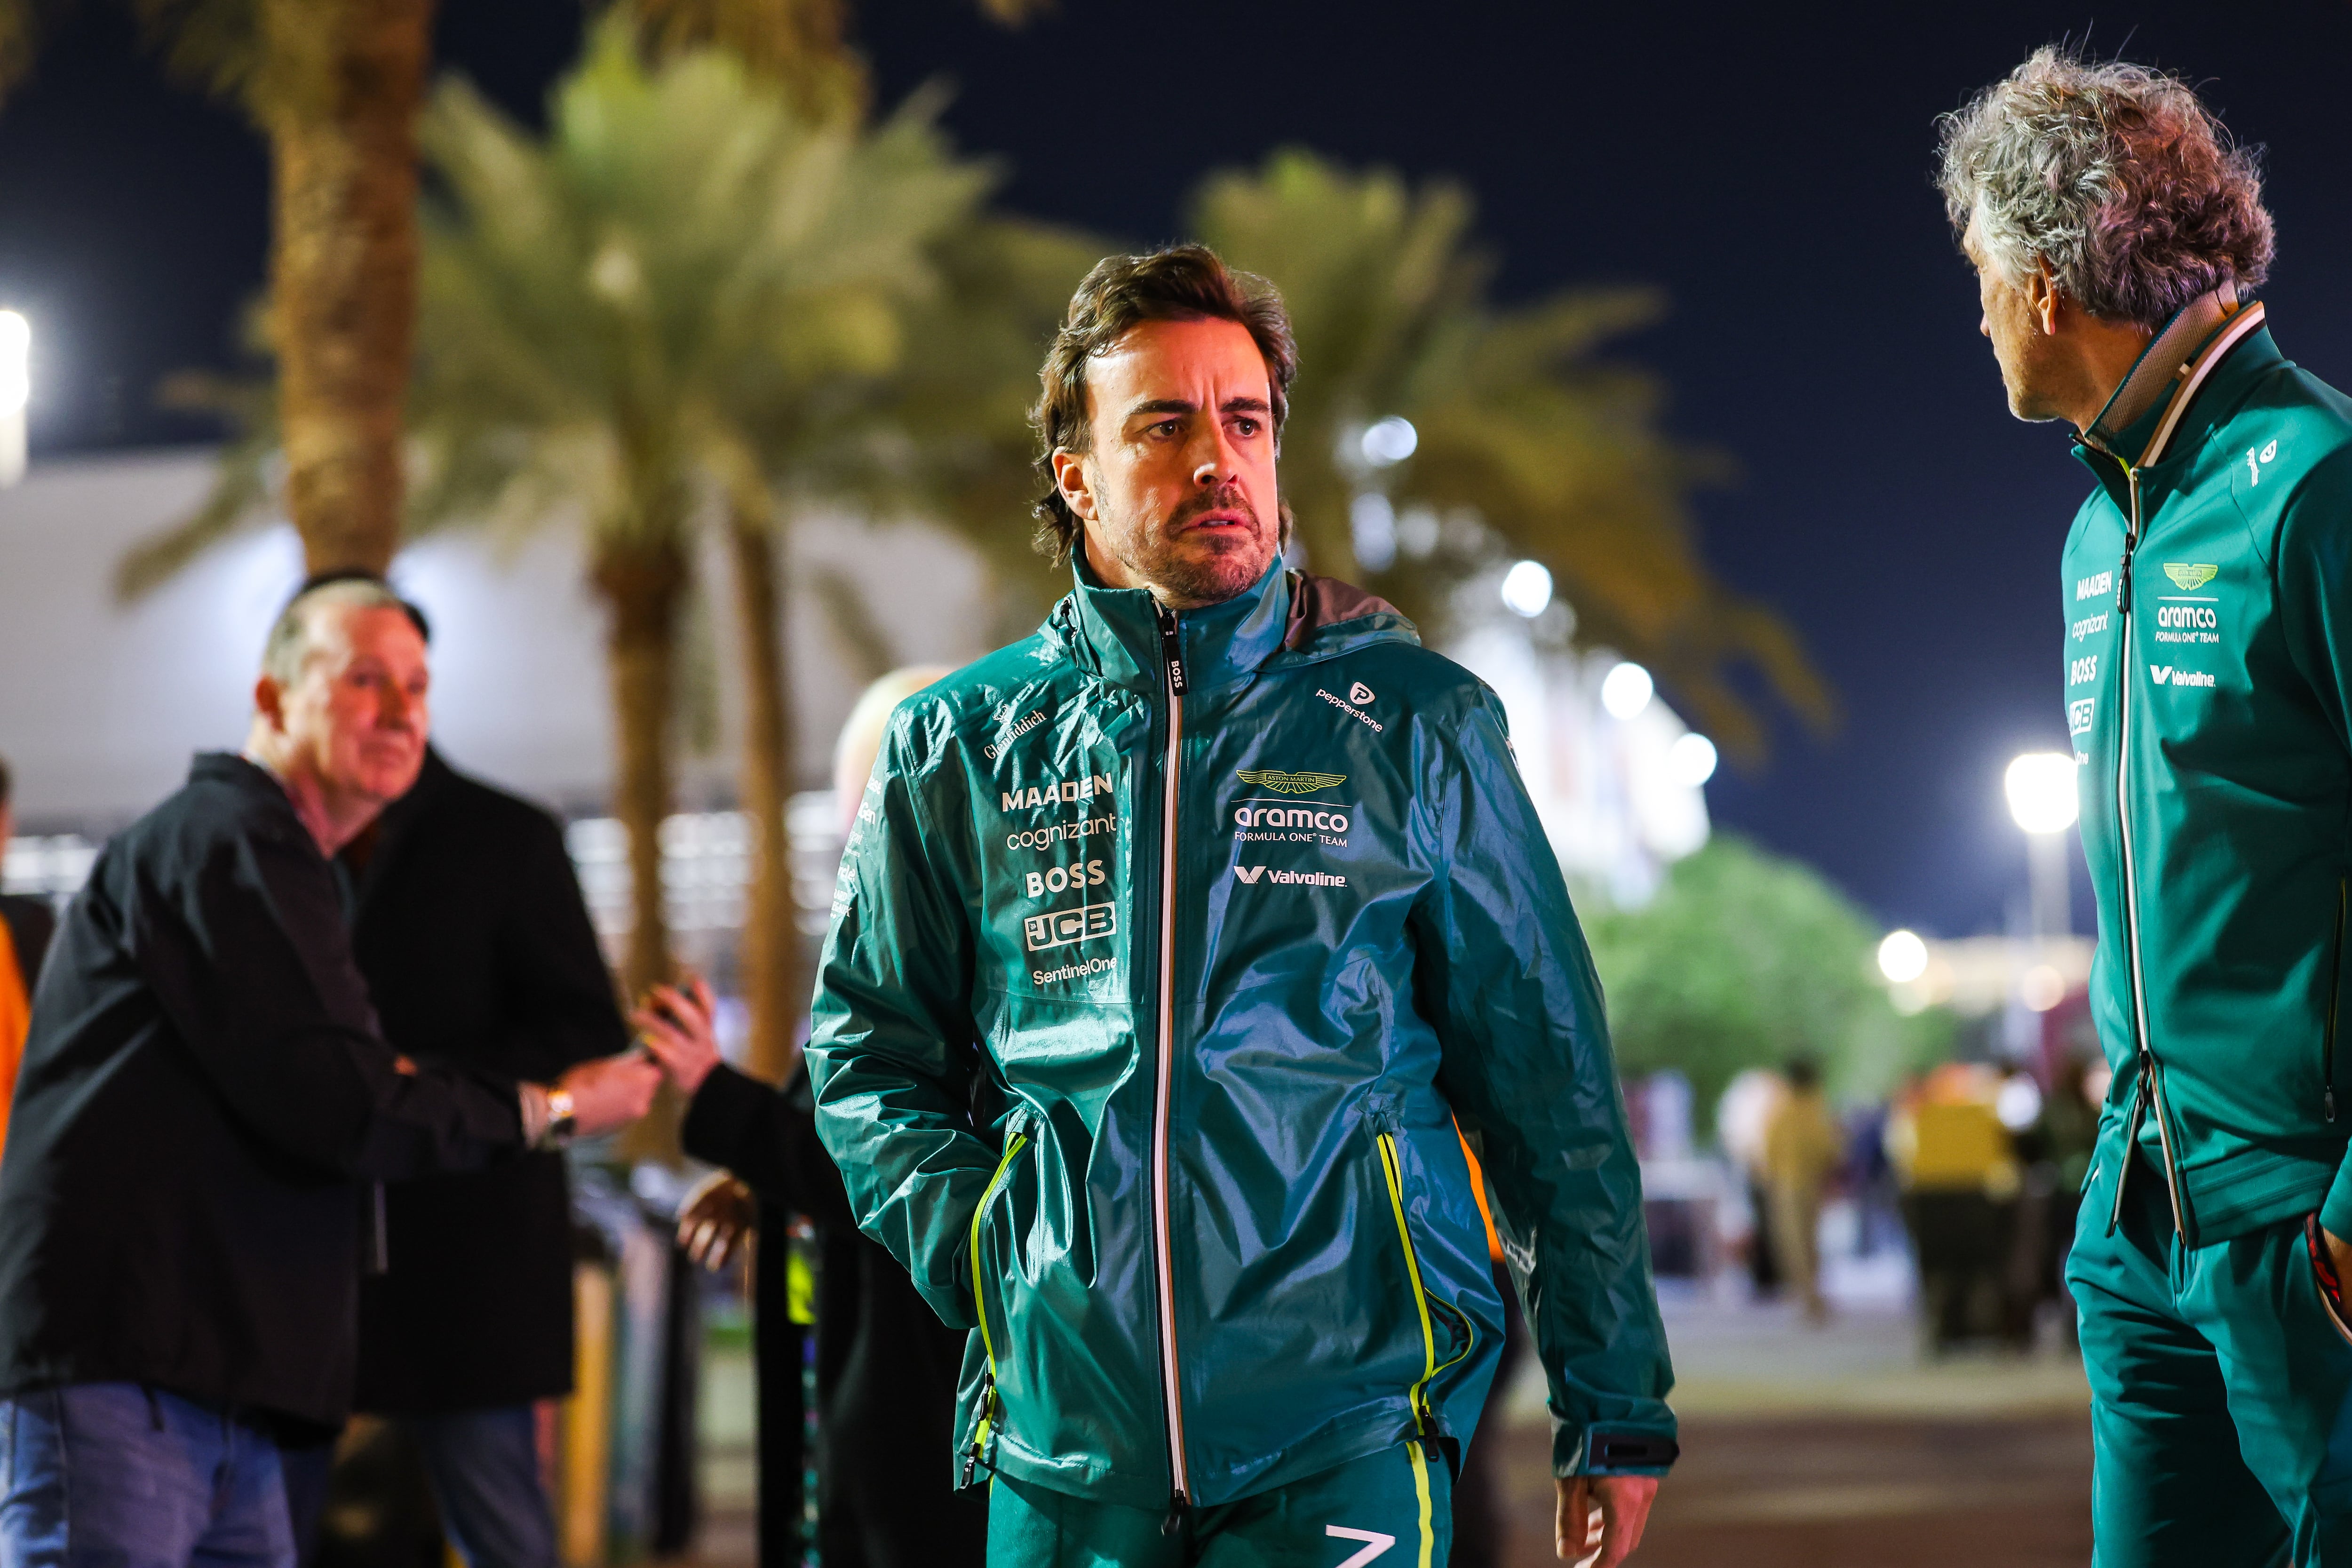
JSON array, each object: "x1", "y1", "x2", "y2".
[
  {"x1": 0, "y1": 751, "x2": 55, "y2": 1162},
  {"x1": 289, "y1": 741, "x2": 631, "y2": 1568},
  {"x1": 0, "y1": 578, "x2": 658, "y2": 1568},
  {"x1": 643, "y1": 977, "x2": 986, "y2": 1568}
]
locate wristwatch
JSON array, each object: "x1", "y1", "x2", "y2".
[{"x1": 544, "y1": 1086, "x2": 579, "y2": 1147}]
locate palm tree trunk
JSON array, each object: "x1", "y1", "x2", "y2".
[
  {"x1": 594, "y1": 537, "x2": 688, "y2": 1002},
  {"x1": 260, "y1": 0, "x2": 434, "y2": 576},
  {"x1": 728, "y1": 503, "x2": 801, "y2": 1084}
]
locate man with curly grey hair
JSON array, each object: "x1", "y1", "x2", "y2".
[{"x1": 1944, "y1": 48, "x2": 2352, "y2": 1565}]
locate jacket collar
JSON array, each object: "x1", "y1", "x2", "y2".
[
  {"x1": 2080, "y1": 288, "x2": 2272, "y2": 470},
  {"x1": 1058, "y1": 554, "x2": 1293, "y2": 693}
]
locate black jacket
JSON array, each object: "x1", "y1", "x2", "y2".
[
  {"x1": 0, "y1": 754, "x2": 524, "y2": 1432},
  {"x1": 347, "y1": 749, "x2": 628, "y2": 1413},
  {"x1": 684, "y1": 1063, "x2": 986, "y2": 1568},
  {"x1": 0, "y1": 895, "x2": 55, "y2": 994}
]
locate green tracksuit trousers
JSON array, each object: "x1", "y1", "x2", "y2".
[
  {"x1": 986, "y1": 1441, "x2": 1451, "y2": 1568},
  {"x1": 2070, "y1": 1148, "x2": 2352, "y2": 1566}
]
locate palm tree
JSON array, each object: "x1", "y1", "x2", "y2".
[
  {"x1": 0, "y1": 0, "x2": 441, "y2": 576},
  {"x1": 1192, "y1": 150, "x2": 1831, "y2": 756},
  {"x1": 406, "y1": 19, "x2": 987, "y2": 1048}
]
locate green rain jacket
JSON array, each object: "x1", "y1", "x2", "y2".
[
  {"x1": 2063, "y1": 294, "x2": 2352, "y2": 1247},
  {"x1": 805, "y1": 559, "x2": 1676, "y2": 1513}
]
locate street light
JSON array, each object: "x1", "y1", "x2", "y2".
[
  {"x1": 2005, "y1": 751, "x2": 2078, "y2": 1011},
  {"x1": 1499, "y1": 559, "x2": 1552, "y2": 618},
  {"x1": 1878, "y1": 929, "x2": 1929, "y2": 984},
  {"x1": 1599, "y1": 661, "x2": 1653, "y2": 720},
  {"x1": 2004, "y1": 752, "x2": 2079, "y2": 835},
  {"x1": 0, "y1": 310, "x2": 28, "y2": 487}
]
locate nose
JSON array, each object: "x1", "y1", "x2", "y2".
[
  {"x1": 381, "y1": 679, "x2": 421, "y2": 730},
  {"x1": 1189, "y1": 427, "x2": 1238, "y2": 487}
]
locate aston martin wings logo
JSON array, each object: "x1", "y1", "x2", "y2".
[
  {"x1": 1234, "y1": 768, "x2": 1347, "y2": 795},
  {"x1": 2163, "y1": 563, "x2": 2218, "y2": 590}
]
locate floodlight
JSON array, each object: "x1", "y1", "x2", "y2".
[
  {"x1": 1599, "y1": 661, "x2": 1653, "y2": 720},
  {"x1": 1359, "y1": 416, "x2": 1418, "y2": 467},
  {"x1": 1667, "y1": 732, "x2": 1718, "y2": 787},
  {"x1": 1877, "y1": 929, "x2": 1929, "y2": 984},
  {"x1": 1499, "y1": 559, "x2": 1552, "y2": 618},
  {"x1": 2005, "y1": 751, "x2": 2080, "y2": 835}
]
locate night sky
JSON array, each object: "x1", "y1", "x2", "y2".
[{"x1": 6, "y1": 1, "x2": 2352, "y2": 938}]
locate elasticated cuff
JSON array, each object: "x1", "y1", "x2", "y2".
[{"x1": 1554, "y1": 1420, "x2": 1680, "y2": 1478}]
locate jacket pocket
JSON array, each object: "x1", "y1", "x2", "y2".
[
  {"x1": 961, "y1": 1126, "x2": 1030, "y2": 1481},
  {"x1": 1374, "y1": 1126, "x2": 1477, "y2": 1447},
  {"x1": 2303, "y1": 1214, "x2": 2352, "y2": 1350}
]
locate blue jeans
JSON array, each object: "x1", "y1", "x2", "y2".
[
  {"x1": 0, "y1": 1383, "x2": 296, "y2": 1568},
  {"x1": 281, "y1": 1405, "x2": 554, "y2": 1568}
]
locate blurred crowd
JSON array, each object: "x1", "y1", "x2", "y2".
[{"x1": 1704, "y1": 1052, "x2": 2102, "y2": 1352}]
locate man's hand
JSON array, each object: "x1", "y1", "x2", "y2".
[
  {"x1": 634, "y1": 975, "x2": 723, "y2": 1099},
  {"x1": 677, "y1": 1172, "x2": 757, "y2": 1272},
  {"x1": 1557, "y1": 1475, "x2": 1659, "y2": 1567},
  {"x1": 554, "y1": 1052, "x2": 663, "y2": 1137}
]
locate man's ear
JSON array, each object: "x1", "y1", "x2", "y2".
[
  {"x1": 1051, "y1": 448, "x2": 1098, "y2": 525},
  {"x1": 2030, "y1": 258, "x2": 2064, "y2": 336},
  {"x1": 252, "y1": 673, "x2": 286, "y2": 733}
]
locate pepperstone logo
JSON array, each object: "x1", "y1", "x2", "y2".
[
  {"x1": 2163, "y1": 563, "x2": 2219, "y2": 591},
  {"x1": 1234, "y1": 768, "x2": 1347, "y2": 796},
  {"x1": 1349, "y1": 682, "x2": 1375, "y2": 705}
]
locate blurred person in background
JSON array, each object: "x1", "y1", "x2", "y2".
[
  {"x1": 0, "y1": 578, "x2": 659, "y2": 1568},
  {"x1": 805, "y1": 246, "x2": 1673, "y2": 1568},
  {"x1": 271, "y1": 576, "x2": 636, "y2": 1568},
  {"x1": 651, "y1": 665, "x2": 986, "y2": 1568},
  {"x1": 1886, "y1": 1065, "x2": 2019, "y2": 1353},
  {"x1": 0, "y1": 752, "x2": 55, "y2": 1162},
  {"x1": 1947, "y1": 48, "x2": 2352, "y2": 1560},
  {"x1": 1715, "y1": 1067, "x2": 1785, "y2": 1298},
  {"x1": 1761, "y1": 1058, "x2": 1842, "y2": 1324}
]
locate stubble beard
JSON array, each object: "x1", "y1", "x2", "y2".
[{"x1": 1113, "y1": 486, "x2": 1279, "y2": 609}]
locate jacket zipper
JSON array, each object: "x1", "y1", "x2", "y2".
[
  {"x1": 1152, "y1": 602, "x2": 1191, "y2": 1528},
  {"x1": 960, "y1": 1130, "x2": 1030, "y2": 1487},
  {"x1": 1375, "y1": 1130, "x2": 1473, "y2": 1454},
  {"x1": 2109, "y1": 462, "x2": 2188, "y2": 1239},
  {"x1": 2327, "y1": 878, "x2": 2346, "y2": 1124}
]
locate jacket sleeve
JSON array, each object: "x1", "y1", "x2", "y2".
[
  {"x1": 804, "y1": 724, "x2": 993, "y2": 1329},
  {"x1": 682, "y1": 1061, "x2": 857, "y2": 1234},
  {"x1": 1409, "y1": 692, "x2": 1677, "y2": 1478},
  {"x1": 140, "y1": 816, "x2": 523, "y2": 1182},
  {"x1": 2273, "y1": 446, "x2": 2352, "y2": 1242}
]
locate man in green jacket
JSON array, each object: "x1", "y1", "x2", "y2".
[
  {"x1": 1945, "y1": 49, "x2": 2352, "y2": 1565},
  {"x1": 805, "y1": 245, "x2": 1674, "y2": 1566}
]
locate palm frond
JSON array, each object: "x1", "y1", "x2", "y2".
[{"x1": 115, "y1": 369, "x2": 279, "y2": 599}]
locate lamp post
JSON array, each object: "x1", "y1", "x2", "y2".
[
  {"x1": 0, "y1": 310, "x2": 28, "y2": 487},
  {"x1": 2004, "y1": 752, "x2": 2079, "y2": 942}
]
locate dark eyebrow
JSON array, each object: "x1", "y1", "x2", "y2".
[{"x1": 1120, "y1": 395, "x2": 1274, "y2": 422}]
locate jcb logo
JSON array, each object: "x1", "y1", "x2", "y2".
[{"x1": 1021, "y1": 901, "x2": 1116, "y2": 952}]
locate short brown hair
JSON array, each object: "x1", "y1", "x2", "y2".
[{"x1": 1029, "y1": 244, "x2": 1299, "y2": 565}]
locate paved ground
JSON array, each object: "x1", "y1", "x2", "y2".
[
  {"x1": 1476, "y1": 1275, "x2": 2093, "y2": 1568},
  {"x1": 685, "y1": 1260, "x2": 2098, "y2": 1566}
]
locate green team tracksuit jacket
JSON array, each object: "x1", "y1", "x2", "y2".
[
  {"x1": 2064, "y1": 299, "x2": 2352, "y2": 1245},
  {"x1": 2060, "y1": 295, "x2": 2352, "y2": 1563},
  {"x1": 805, "y1": 558, "x2": 1676, "y2": 1516}
]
